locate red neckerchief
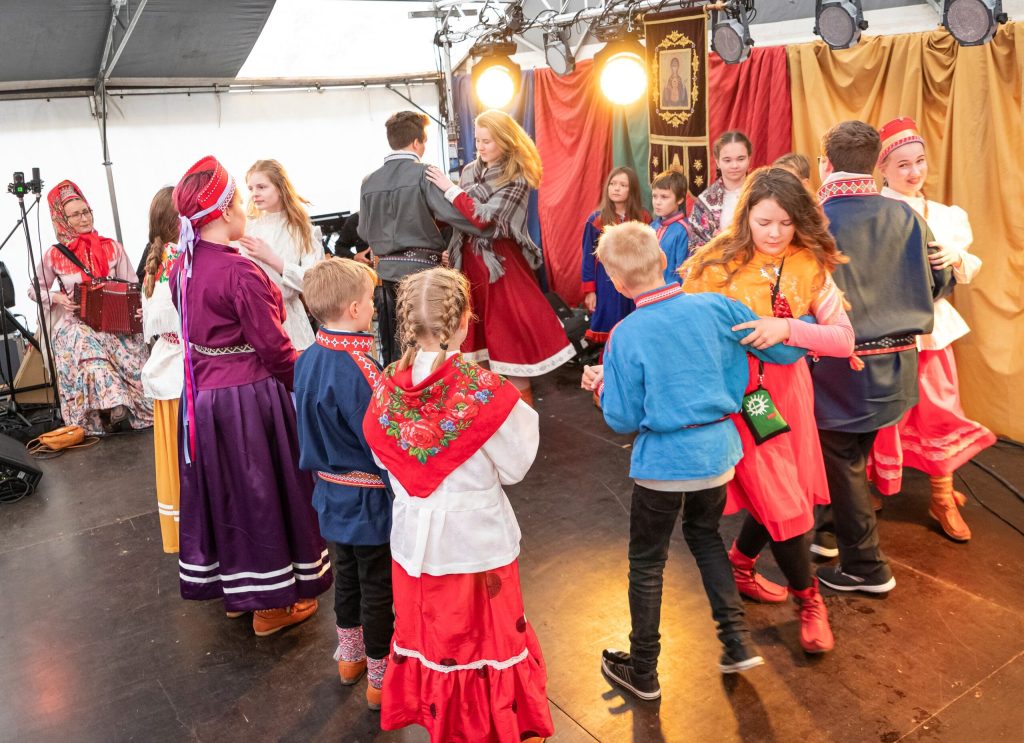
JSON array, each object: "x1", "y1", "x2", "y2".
[
  {"x1": 315, "y1": 328, "x2": 380, "y2": 387},
  {"x1": 634, "y1": 283, "x2": 684, "y2": 308},
  {"x1": 363, "y1": 353, "x2": 520, "y2": 498},
  {"x1": 817, "y1": 177, "x2": 879, "y2": 205},
  {"x1": 655, "y1": 211, "x2": 687, "y2": 241},
  {"x1": 50, "y1": 233, "x2": 116, "y2": 284}
]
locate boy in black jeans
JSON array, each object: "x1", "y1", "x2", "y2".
[{"x1": 582, "y1": 222, "x2": 809, "y2": 699}]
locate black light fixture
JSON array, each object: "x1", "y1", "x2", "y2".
[
  {"x1": 711, "y1": 2, "x2": 754, "y2": 65},
  {"x1": 470, "y1": 40, "x2": 521, "y2": 109},
  {"x1": 943, "y1": 0, "x2": 1007, "y2": 46},
  {"x1": 814, "y1": 0, "x2": 869, "y2": 50},
  {"x1": 543, "y1": 27, "x2": 575, "y2": 77}
]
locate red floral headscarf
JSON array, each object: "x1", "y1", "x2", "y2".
[{"x1": 47, "y1": 180, "x2": 116, "y2": 283}]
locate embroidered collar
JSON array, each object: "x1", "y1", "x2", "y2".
[
  {"x1": 316, "y1": 328, "x2": 375, "y2": 354},
  {"x1": 363, "y1": 353, "x2": 520, "y2": 498},
  {"x1": 817, "y1": 176, "x2": 879, "y2": 204},
  {"x1": 635, "y1": 283, "x2": 684, "y2": 308},
  {"x1": 655, "y1": 211, "x2": 687, "y2": 238}
]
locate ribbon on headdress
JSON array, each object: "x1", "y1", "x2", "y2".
[
  {"x1": 172, "y1": 156, "x2": 236, "y2": 464},
  {"x1": 878, "y1": 117, "x2": 925, "y2": 166},
  {"x1": 46, "y1": 179, "x2": 116, "y2": 282}
]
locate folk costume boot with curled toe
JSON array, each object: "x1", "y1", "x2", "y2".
[
  {"x1": 252, "y1": 598, "x2": 318, "y2": 637},
  {"x1": 928, "y1": 475, "x2": 971, "y2": 541},
  {"x1": 335, "y1": 626, "x2": 367, "y2": 685},
  {"x1": 728, "y1": 541, "x2": 787, "y2": 603},
  {"x1": 789, "y1": 579, "x2": 834, "y2": 654}
]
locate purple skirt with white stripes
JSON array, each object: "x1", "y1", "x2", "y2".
[{"x1": 177, "y1": 375, "x2": 332, "y2": 611}]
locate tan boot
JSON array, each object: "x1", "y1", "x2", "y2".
[
  {"x1": 338, "y1": 658, "x2": 366, "y2": 686},
  {"x1": 928, "y1": 475, "x2": 971, "y2": 542},
  {"x1": 252, "y1": 598, "x2": 318, "y2": 636}
]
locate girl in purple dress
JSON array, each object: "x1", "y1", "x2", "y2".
[{"x1": 171, "y1": 156, "x2": 331, "y2": 636}]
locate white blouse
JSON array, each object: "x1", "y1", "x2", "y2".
[
  {"x1": 880, "y1": 187, "x2": 982, "y2": 351},
  {"x1": 241, "y1": 212, "x2": 324, "y2": 350},
  {"x1": 141, "y1": 268, "x2": 184, "y2": 401},
  {"x1": 379, "y1": 351, "x2": 540, "y2": 578}
]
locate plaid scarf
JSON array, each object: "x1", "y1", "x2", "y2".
[{"x1": 449, "y1": 159, "x2": 541, "y2": 283}]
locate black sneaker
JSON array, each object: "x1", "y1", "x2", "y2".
[
  {"x1": 810, "y1": 531, "x2": 839, "y2": 558},
  {"x1": 817, "y1": 564, "x2": 895, "y2": 594},
  {"x1": 718, "y1": 639, "x2": 764, "y2": 674},
  {"x1": 600, "y1": 649, "x2": 661, "y2": 700}
]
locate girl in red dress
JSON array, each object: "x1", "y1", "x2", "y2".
[
  {"x1": 363, "y1": 267, "x2": 552, "y2": 743},
  {"x1": 425, "y1": 110, "x2": 573, "y2": 405},
  {"x1": 683, "y1": 168, "x2": 856, "y2": 655}
]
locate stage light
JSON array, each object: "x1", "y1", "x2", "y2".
[
  {"x1": 711, "y1": 4, "x2": 754, "y2": 65},
  {"x1": 544, "y1": 28, "x2": 575, "y2": 77},
  {"x1": 943, "y1": 0, "x2": 1007, "y2": 46},
  {"x1": 471, "y1": 41, "x2": 521, "y2": 109},
  {"x1": 595, "y1": 37, "x2": 647, "y2": 106},
  {"x1": 815, "y1": 0, "x2": 868, "y2": 50}
]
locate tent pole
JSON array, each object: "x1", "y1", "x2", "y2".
[
  {"x1": 93, "y1": 81, "x2": 124, "y2": 244},
  {"x1": 438, "y1": 35, "x2": 460, "y2": 174}
]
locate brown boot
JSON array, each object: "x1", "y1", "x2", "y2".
[
  {"x1": 519, "y1": 385, "x2": 535, "y2": 408},
  {"x1": 252, "y1": 598, "x2": 318, "y2": 636},
  {"x1": 789, "y1": 579, "x2": 834, "y2": 653},
  {"x1": 728, "y1": 541, "x2": 788, "y2": 603},
  {"x1": 338, "y1": 658, "x2": 366, "y2": 686},
  {"x1": 928, "y1": 475, "x2": 971, "y2": 541}
]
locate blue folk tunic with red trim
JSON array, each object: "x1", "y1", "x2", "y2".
[{"x1": 294, "y1": 329, "x2": 392, "y2": 546}]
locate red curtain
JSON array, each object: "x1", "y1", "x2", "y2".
[
  {"x1": 534, "y1": 60, "x2": 613, "y2": 307},
  {"x1": 708, "y1": 46, "x2": 792, "y2": 169}
]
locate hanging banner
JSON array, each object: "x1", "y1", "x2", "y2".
[{"x1": 645, "y1": 10, "x2": 709, "y2": 198}]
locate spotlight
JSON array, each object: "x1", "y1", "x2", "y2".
[
  {"x1": 943, "y1": 0, "x2": 1007, "y2": 46},
  {"x1": 711, "y1": 4, "x2": 754, "y2": 65},
  {"x1": 544, "y1": 28, "x2": 576, "y2": 78},
  {"x1": 814, "y1": 0, "x2": 868, "y2": 50},
  {"x1": 471, "y1": 41, "x2": 521, "y2": 109},
  {"x1": 595, "y1": 36, "x2": 647, "y2": 106}
]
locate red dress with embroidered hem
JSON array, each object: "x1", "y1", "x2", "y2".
[
  {"x1": 382, "y1": 560, "x2": 553, "y2": 742},
  {"x1": 868, "y1": 346, "x2": 996, "y2": 495},
  {"x1": 450, "y1": 192, "x2": 573, "y2": 378}
]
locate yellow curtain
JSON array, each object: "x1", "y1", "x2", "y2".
[{"x1": 788, "y1": 24, "x2": 1024, "y2": 441}]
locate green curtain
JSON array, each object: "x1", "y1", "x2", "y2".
[{"x1": 611, "y1": 98, "x2": 652, "y2": 211}]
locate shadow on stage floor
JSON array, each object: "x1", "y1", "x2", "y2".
[{"x1": 2, "y1": 363, "x2": 1024, "y2": 742}]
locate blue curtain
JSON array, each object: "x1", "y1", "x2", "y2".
[{"x1": 452, "y1": 71, "x2": 546, "y2": 288}]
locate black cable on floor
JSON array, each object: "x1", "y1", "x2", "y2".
[
  {"x1": 956, "y1": 469, "x2": 1024, "y2": 539},
  {"x1": 967, "y1": 458, "x2": 1024, "y2": 505}
]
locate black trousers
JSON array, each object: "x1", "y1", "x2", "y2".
[
  {"x1": 734, "y1": 515, "x2": 813, "y2": 591},
  {"x1": 374, "y1": 280, "x2": 401, "y2": 367},
  {"x1": 628, "y1": 483, "x2": 748, "y2": 676},
  {"x1": 815, "y1": 429, "x2": 891, "y2": 578},
  {"x1": 332, "y1": 542, "x2": 395, "y2": 660}
]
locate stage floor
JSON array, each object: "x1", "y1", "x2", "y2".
[{"x1": 3, "y1": 363, "x2": 1024, "y2": 743}]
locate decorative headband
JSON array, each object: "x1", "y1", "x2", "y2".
[{"x1": 878, "y1": 116, "x2": 925, "y2": 166}]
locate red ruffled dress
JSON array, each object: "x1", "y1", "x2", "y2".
[
  {"x1": 449, "y1": 191, "x2": 574, "y2": 378},
  {"x1": 363, "y1": 352, "x2": 553, "y2": 742}
]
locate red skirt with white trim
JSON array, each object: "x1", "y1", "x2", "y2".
[
  {"x1": 381, "y1": 559, "x2": 554, "y2": 743},
  {"x1": 460, "y1": 238, "x2": 575, "y2": 378},
  {"x1": 868, "y1": 346, "x2": 995, "y2": 495}
]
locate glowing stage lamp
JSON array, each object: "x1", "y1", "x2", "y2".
[
  {"x1": 471, "y1": 42, "x2": 521, "y2": 109},
  {"x1": 595, "y1": 38, "x2": 647, "y2": 106}
]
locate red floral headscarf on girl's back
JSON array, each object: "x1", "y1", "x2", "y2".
[{"x1": 47, "y1": 180, "x2": 116, "y2": 283}]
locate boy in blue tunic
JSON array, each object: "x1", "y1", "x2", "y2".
[
  {"x1": 581, "y1": 222, "x2": 809, "y2": 700},
  {"x1": 294, "y1": 258, "x2": 394, "y2": 710}
]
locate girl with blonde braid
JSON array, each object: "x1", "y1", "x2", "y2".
[{"x1": 363, "y1": 267, "x2": 553, "y2": 742}]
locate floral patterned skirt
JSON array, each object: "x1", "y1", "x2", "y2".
[{"x1": 51, "y1": 317, "x2": 154, "y2": 435}]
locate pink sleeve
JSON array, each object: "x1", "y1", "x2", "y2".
[{"x1": 784, "y1": 308, "x2": 854, "y2": 357}]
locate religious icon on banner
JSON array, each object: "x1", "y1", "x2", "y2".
[{"x1": 651, "y1": 31, "x2": 700, "y2": 125}]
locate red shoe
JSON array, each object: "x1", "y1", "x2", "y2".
[
  {"x1": 252, "y1": 599, "x2": 318, "y2": 637},
  {"x1": 728, "y1": 542, "x2": 787, "y2": 603},
  {"x1": 789, "y1": 580, "x2": 834, "y2": 653}
]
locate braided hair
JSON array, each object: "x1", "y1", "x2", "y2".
[
  {"x1": 143, "y1": 186, "x2": 179, "y2": 298},
  {"x1": 395, "y1": 267, "x2": 472, "y2": 373}
]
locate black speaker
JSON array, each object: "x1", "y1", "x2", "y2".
[
  {"x1": 0, "y1": 432, "x2": 43, "y2": 504},
  {"x1": 545, "y1": 291, "x2": 590, "y2": 360}
]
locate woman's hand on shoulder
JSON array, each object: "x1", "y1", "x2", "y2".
[
  {"x1": 732, "y1": 317, "x2": 791, "y2": 349},
  {"x1": 425, "y1": 165, "x2": 455, "y2": 192},
  {"x1": 238, "y1": 236, "x2": 284, "y2": 273}
]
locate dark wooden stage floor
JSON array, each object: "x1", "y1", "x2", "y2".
[{"x1": 3, "y1": 363, "x2": 1023, "y2": 743}]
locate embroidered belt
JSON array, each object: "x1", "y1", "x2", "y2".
[
  {"x1": 190, "y1": 343, "x2": 256, "y2": 356},
  {"x1": 161, "y1": 332, "x2": 181, "y2": 345},
  {"x1": 378, "y1": 248, "x2": 443, "y2": 267},
  {"x1": 853, "y1": 334, "x2": 917, "y2": 357},
  {"x1": 318, "y1": 470, "x2": 386, "y2": 488},
  {"x1": 684, "y1": 414, "x2": 731, "y2": 429}
]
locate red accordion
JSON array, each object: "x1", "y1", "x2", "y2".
[{"x1": 74, "y1": 279, "x2": 143, "y2": 335}]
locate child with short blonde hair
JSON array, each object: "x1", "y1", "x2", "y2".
[
  {"x1": 363, "y1": 267, "x2": 553, "y2": 743},
  {"x1": 294, "y1": 257, "x2": 393, "y2": 709},
  {"x1": 582, "y1": 221, "x2": 810, "y2": 697}
]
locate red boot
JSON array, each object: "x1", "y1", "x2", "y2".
[
  {"x1": 789, "y1": 580, "x2": 834, "y2": 653},
  {"x1": 728, "y1": 542, "x2": 787, "y2": 603}
]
